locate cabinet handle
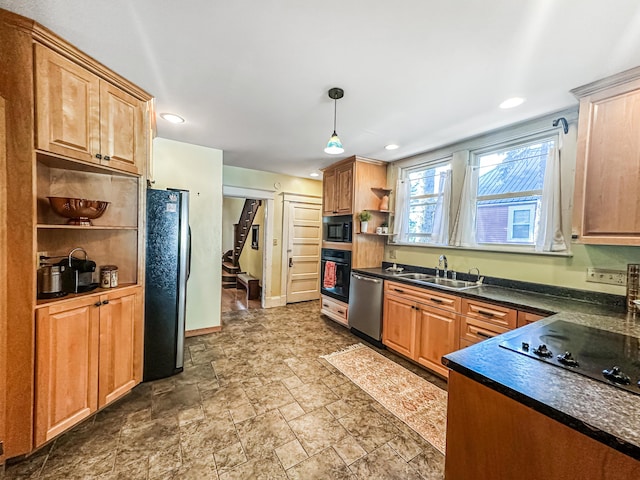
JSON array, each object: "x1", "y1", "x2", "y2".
[
  {"x1": 322, "y1": 303, "x2": 329, "y2": 308},
  {"x1": 94, "y1": 301, "x2": 102, "y2": 307},
  {"x1": 393, "y1": 288, "x2": 405, "y2": 293},
  {"x1": 104, "y1": 155, "x2": 111, "y2": 161},
  {"x1": 430, "y1": 297, "x2": 444, "y2": 304},
  {"x1": 477, "y1": 309, "x2": 495, "y2": 317},
  {"x1": 95, "y1": 153, "x2": 102, "y2": 159},
  {"x1": 337, "y1": 310, "x2": 345, "y2": 314},
  {"x1": 102, "y1": 300, "x2": 109, "y2": 305},
  {"x1": 476, "y1": 331, "x2": 493, "y2": 339}
]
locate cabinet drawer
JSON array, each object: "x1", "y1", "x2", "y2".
[
  {"x1": 385, "y1": 280, "x2": 460, "y2": 312},
  {"x1": 517, "y1": 310, "x2": 547, "y2": 328},
  {"x1": 321, "y1": 295, "x2": 348, "y2": 326},
  {"x1": 460, "y1": 318, "x2": 506, "y2": 345},
  {"x1": 460, "y1": 298, "x2": 516, "y2": 330}
]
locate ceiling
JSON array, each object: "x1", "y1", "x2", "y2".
[{"x1": 3, "y1": 1, "x2": 640, "y2": 179}]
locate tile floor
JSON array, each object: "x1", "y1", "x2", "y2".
[{"x1": 4, "y1": 301, "x2": 447, "y2": 479}]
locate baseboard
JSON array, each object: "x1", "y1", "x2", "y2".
[
  {"x1": 185, "y1": 326, "x2": 222, "y2": 337},
  {"x1": 264, "y1": 295, "x2": 286, "y2": 308}
]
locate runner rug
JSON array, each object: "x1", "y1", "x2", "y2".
[{"x1": 322, "y1": 343, "x2": 447, "y2": 453}]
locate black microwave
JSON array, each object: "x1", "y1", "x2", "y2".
[{"x1": 324, "y1": 216, "x2": 352, "y2": 242}]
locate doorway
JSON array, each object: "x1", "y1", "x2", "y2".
[{"x1": 221, "y1": 186, "x2": 275, "y2": 312}]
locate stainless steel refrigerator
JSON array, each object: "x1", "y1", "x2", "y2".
[{"x1": 144, "y1": 188, "x2": 191, "y2": 381}]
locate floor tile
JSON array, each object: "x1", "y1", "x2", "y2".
[
  {"x1": 278, "y1": 402, "x2": 305, "y2": 421},
  {"x1": 218, "y1": 452, "x2": 287, "y2": 480},
  {"x1": 213, "y1": 442, "x2": 246, "y2": 472},
  {"x1": 333, "y1": 435, "x2": 367, "y2": 465},
  {"x1": 235, "y1": 410, "x2": 296, "y2": 458},
  {"x1": 285, "y1": 447, "x2": 351, "y2": 480},
  {"x1": 287, "y1": 408, "x2": 349, "y2": 456},
  {"x1": 349, "y1": 443, "x2": 423, "y2": 480},
  {"x1": 274, "y1": 439, "x2": 308, "y2": 469}
]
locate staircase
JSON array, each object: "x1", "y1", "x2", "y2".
[{"x1": 221, "y1": 199, "x2": 262, "y2": 288}]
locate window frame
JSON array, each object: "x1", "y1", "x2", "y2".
[
  {"x1": 470, "y1": 133, "x2": 557, "y2": 249},
  {"x1": 399, "y1": 159, "x2": 452, "y2": 244}
]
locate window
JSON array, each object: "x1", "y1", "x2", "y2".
[
  {"x1": 399, "y1": 161, "x2": 451, "y2": 244},
  {"x1": 473, "y1": 137, "x2": 555, "y2": 246}
]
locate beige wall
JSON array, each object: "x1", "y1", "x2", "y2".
[
  {"x1": 153, "y1": 138, "x2": 223, "y2": 330},
  {"x1": 386, "y1": 109, "x2": 640, "y2": 296},
  {"x1": 223, "y1": 165, "x2": 322, "y2": 299}
]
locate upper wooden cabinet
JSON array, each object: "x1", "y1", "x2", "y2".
[
  {"x1": 322, "y1": 162, "x2": 353, "y2": 215},
  {"x1": 571, "y1": 67, "x2": 640, "y2": 245},
  {"x1": 35, "y1": 45, "x2": 145, "y2": 175}
]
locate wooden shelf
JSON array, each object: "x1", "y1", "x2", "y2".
[
  {"x1": 358, "y1": 232, "x2": 397, "y2": 236},
  {"x1": 371, "y1": 187, "x2": 392, "y2": 193},
  {"x1": 365, "y1": 209, "x2": 392, "y2": 213},
  {"x1": 37, "y1": 224, "x2": 137, "y2": 230},
  {"x1": 35, "y1": 282, "x2": 139, "y2": 307}
]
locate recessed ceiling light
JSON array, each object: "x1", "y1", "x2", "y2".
[
  {"x1": 159, "y1": 113, "x2": 185, "y2": 124},
  {"x1": 499, "y1": 97, "x2": 525, "y2": 109},
  {"x1": 310, "y1": 172, "x2": 320, "y2": 177},
  {"x1": 385, "y1": 144, "x2": 399, "y2": 150}
]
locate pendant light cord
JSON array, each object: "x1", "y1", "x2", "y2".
[{"x1": 333, "y1": 97, "x2": 338, "y2": 134}]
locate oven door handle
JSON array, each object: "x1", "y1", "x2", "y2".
[{"x1": 322, "y1": 260, "x2": 348, "y2": 267}]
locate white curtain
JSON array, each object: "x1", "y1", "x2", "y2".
[
  {"x1": 392, "y1": 177, "x2": 410, "y2": 243},
  {"x1": 535, "y1": 145, "x2": 567, "y2": 252},
  {"x1": 451, "y1": 165, "x2": 478, "y2": 247},
  {"x1": 431, "y1": 170, "x2": 452, "y2": 245}
]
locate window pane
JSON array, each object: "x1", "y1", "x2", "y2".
[
  {"x1": 408, "y1": 200, "x2": 436, "y2": 234},
  {"x1": 474, "y1": 137, "x2": 554, "y2": 246}
]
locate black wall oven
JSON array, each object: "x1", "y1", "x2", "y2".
[
  {"x1": 321, "y1": 248, "x2": 351, "y2": 303},
  {"x1": 323, "y1": 215, "x2": 352, "y2": 243}
]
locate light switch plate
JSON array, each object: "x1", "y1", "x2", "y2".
[{"x1": 586, "y1": 268, "x2": 626, "y2": 286}]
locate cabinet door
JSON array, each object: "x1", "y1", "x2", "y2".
[
  {"x1": 35, "y1": 44, "x2": 101, "y2": 163},
  {"x1": 98, "y1": 288, "x2": 141, "y2": 407},
  {"x1": 574, "y1": 84, "x2": 640, "y2": 244},
  {"x1": 516, "y1": 311, "x2": 546, "y2": 328},
  {"x1": 416, "y1": 305, "x2": 458, "y2": 378},
  {"x1": 322, "y1": 168, "x2": 337, "y2": 215},
  {"x1": 100, "y1": 82, "x2": 144, "y2": 175},
  {"x1": 336, "y1": 164, "x2": 353, "y2": 214},
  {"x1": 382, "y1": 293, "x2": 417, "y2": 358},
  {"x1": 35, "y1": 297, "x2": 100, "y2": 446}
]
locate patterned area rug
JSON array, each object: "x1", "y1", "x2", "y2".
[{"x1": 322, "y1": 343, "x2": 448, "y2": 453}]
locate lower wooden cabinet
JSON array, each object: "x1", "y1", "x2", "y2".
[
  {"x1": 383, "y1": 281, "x2": 460, "y2": 378},
  {"x1": 34, "y1": 286, "x2": 142, "y2": 447},
  {"x1": 320, "y1": 295, "x2": 349, "y2": 327},
  {"x1": 382, "y1": 293, "x2": 417, "y2": 359}
]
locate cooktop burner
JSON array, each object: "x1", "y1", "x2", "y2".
[{"x1": 500, "y1": 320, "x2": 640, "y2": 396}]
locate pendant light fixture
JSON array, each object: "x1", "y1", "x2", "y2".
[{"x1": 324, "y1": 87, "x2": 344, "y2": 155}]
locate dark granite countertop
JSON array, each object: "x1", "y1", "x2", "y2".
[{"x1": 353, "y1": 266, "x2": 640, "y2": 460}]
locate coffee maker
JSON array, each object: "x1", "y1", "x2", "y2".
[{"x1": 58, "y1": 247, "x2": 98, "y2": 293}]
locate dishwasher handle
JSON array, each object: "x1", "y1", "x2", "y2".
[{"x1": 351, "y1": 273, "x2": 381, "y2": 283}]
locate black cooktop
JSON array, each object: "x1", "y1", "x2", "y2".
[{"x1": 500, "y1": 320, "x2": 640, "y2": 396}]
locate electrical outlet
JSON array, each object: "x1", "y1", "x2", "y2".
[
  {"x1": 586, "y1": 268, "x2": 626, "y2": 286},
  {"x1": 36, "y1": 251, "x2": 48, "y2": 266},
  {"x1": 273, "y1": 238, "x2": 278, "y2": 246}
]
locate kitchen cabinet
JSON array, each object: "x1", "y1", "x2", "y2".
[
  {"x1": 382, "y1": 281, "x2": 460, "y2": 377},
  {"x1": 322, "y1": 162, "x2": 353, "y2": 216},
  {"x1": 445, "y1": 371, "x2": 640, "y2": 479},
  {"x1": 35, "y1": 45, "x2": 146, "y2": 175},
  {"x1": 320, "y1": 295, "x2": 349, "y2": 327},
  {"x1": 0, "y1": 9, "x2": 151, "y2": 459},
  {"x1": 571, "y1": 67, "x2": 640, "y2": 245},
  {"x1": 34, "y1": 286, "x2": 142, "y2": 447},
  {"x1": 321, "y1": 156, "x2": 389, "y2": 268}
]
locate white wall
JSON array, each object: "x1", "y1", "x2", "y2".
[{"x1": 153, "y1": 138, "x2": 223, "y2": 331}]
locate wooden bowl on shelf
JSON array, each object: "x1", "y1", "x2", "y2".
[{"x1": 47, "y1": 196, "x2": 110, "y2": 226}]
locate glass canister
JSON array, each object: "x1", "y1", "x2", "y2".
[
  {"x1": 626, "y1": 264, "x2": 640, "y2": 313},
  {"x1": 100, "y1": 265, "x2": 119, "y2": 288}
]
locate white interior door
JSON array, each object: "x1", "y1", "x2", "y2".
[{"x1": 286, "y1": 201, "x2": 322, "y2": 303}]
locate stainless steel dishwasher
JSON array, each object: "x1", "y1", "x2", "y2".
[{"x1": 348, "y1": 272, "x2": 385, "y2": 348}]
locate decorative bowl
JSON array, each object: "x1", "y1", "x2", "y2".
[{"x1": 47, "y1": 197, "x2": 110, "y2": 226}]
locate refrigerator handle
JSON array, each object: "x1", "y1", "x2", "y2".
[{"x1": 187, "y1": 225, "x2": 192, "y2": 280}]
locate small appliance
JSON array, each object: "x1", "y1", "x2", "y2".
[
  {"x1": 324, "y1": 215, "x2": 352, "y2": 243},
  {"x1": 37, "y1": 264, "x2": 67, "y2": 299},
  {"x1": 57, "y1": 247, "x2": 98, "y2": 293}
]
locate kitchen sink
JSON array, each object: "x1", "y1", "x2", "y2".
[
  {"x1": 393, "y1": 272, "x2": 435, "y2": 281},
  {"x1": 392, "y1": 271, "x2": 481, "y2": 291},
  {"x1": 416, "y1": 277, "x2": 480, "y2": 291}
]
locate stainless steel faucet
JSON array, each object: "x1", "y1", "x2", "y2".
[{"x1": 438, "y1": 255, "x2": 448, "y2": 278}]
